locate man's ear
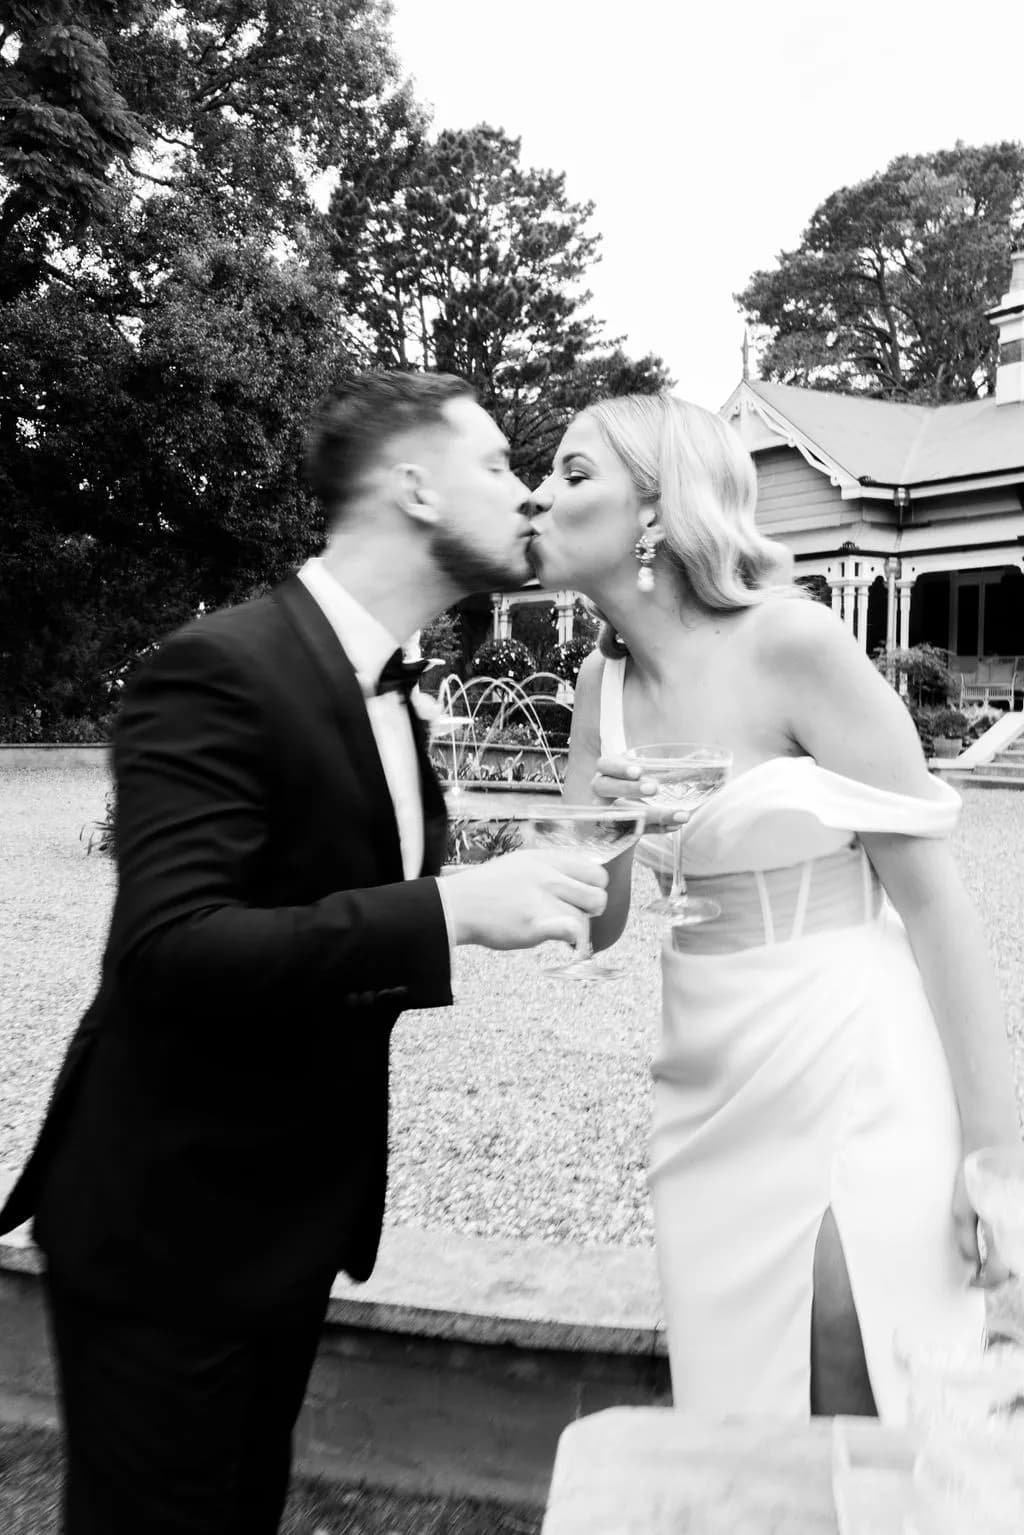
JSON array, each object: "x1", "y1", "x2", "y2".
[{"x1": 392, "y1": 462, "x2": 440, "y2": 525}]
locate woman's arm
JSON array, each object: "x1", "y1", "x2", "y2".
[
  {"x1": 561, "y1": 651, "x2": 635, "y2": 952},
  {"x1": 764, "y1": 600, "x2": 1020, "y2": 1268}
]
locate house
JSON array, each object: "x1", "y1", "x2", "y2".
[
  {"x1": 721, "y1": 249, "x2": 1024, "y2": 705},
  {"x1": 486, "y1": 251, "x2": 1024, "y2": 706}
]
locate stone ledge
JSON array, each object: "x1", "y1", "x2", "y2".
[
  {"x1": 0, "y1": 1209, "x2": 664, "y2": 1359},
  {"x1": 0, "y1": 1184, "x2": 669, "y2": 1505},
  {"x1": 327, "y1": 1223, "x2": 665, "y2": 1357},
  {"x1": 0, "y1": 744, "x2": 110, "y2": 767}
]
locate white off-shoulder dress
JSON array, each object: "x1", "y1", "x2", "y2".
[{"x1": 600, "y1": 657, "x2": 983, "y2": 1422}]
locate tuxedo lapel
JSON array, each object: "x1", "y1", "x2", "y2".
[{"x1": 272, "y1": 575, "x2": 403, "y2": 879}]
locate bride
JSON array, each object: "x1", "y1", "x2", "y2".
[{"x1": 528, "y1": 391, "x2": 1020, "y2": 1422}]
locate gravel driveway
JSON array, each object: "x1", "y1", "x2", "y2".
[{"x1": 2, "y1": 762, "x2": 1022, "y2": 1251}]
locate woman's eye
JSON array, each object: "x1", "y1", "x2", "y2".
[{"x1": 564, "y1": 473, "x2": 586, "y2": 485}]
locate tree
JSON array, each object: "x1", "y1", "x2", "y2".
[
  {"x1": 330, "y1": 123, "x2": 670, "y2": 482},
  {"x1": 0, "y1": 0, "x2": 149, "y2": 295},
  {"x1": 736, "y1": 142, "x2": 1024, "y2": 401},
  {"x1": 0, "y1": 0, "x2": 414, "y2": 731},
  {"x1": 0, "y1": 230, "x2": 347, "y2": 732}
]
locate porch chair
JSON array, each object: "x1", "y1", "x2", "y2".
[{"x1": 958, "y1": 658, "x2": 1019, "y2": 710}]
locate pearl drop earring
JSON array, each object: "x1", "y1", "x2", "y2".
[{"x1": 634, "y1": 530, "x2": 660, "y2": 593}]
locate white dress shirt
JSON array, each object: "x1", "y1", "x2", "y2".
[{"x1": 297, "y1": 557, "x2": 425, "y2": 879}]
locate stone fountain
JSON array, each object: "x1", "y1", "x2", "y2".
[{"x1": 430, "y1": 671, "x2": 572, "y2": 796}]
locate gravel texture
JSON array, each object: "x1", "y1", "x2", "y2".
[{"x1": 2, "y1": 762, "x2": 1022, "y2": 1252}]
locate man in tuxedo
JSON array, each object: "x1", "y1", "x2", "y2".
[{"x1": 0, "y1": 371, "x2": 607, "y2": 1533}]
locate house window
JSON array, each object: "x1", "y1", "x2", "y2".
[
  {"x1": 956, "y1": 582, "x2": 980, "y2": 657},
  {"x1": 951, "y1": 569, "x2": 1022, "y2": 659},
  {"x1": 984, "y1": 569, "x2": 1024, "y2": 655}
]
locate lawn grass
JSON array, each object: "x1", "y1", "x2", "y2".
[{"x1": 0, "y1": 1423, "x2": 542, "y2": 1535}]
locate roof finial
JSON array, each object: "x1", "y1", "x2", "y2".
[{"x1": 741, "y1": 326, "x2": 751, "y2": 383}]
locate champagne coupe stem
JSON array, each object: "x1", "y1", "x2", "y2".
[{"x1": 670, "y1": 822, "x2": 687, "y2": 907}]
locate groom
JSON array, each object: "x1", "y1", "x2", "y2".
[{"x1": 0, "y1": 371, "x2": 607, "y2": 1533}]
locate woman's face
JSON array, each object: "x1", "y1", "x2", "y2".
[{"x1": 529, "y1": 415, "x2": 645, "y2": 593}]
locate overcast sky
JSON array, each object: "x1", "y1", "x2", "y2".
[{"x1": 386, "y1": 0, "x2": 1024, "y2": 410}]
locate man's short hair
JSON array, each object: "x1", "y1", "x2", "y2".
[{"x1": 305, "y1": 371, "x2": 475, "y2": 514}]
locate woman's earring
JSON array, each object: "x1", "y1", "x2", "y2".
[{"x1": 634, "y1": 530, "x2": 660, "y2": 593}]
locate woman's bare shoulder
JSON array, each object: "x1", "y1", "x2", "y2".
[{"x1": 748, "y1": 593, "x2": 855, "y2": 677}]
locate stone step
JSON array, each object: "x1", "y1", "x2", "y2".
[
  {"x1": 985, "y1": 758, "x2": 1024, "y2": 776},
  {"x1": 969, "y1": 769, "x2": 1024, "y2": 788}
]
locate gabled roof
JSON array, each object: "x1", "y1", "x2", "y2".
[{"x1": 740, "y1": 380, "x2": 1024, "y2": 488}]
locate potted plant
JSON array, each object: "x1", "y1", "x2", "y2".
[{"x1": 913, "y1": 705, "x2": 971, "y2": 758}]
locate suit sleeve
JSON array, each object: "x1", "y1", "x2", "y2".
[{"x1": 107, "y1": 625, "x2": 453, "y2": 1009}]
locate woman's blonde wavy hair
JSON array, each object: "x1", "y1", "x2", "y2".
[{"x1": 582, "y1": 392, "x2": 799, "y2": 656}]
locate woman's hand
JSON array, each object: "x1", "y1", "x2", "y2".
[
  {"x1": 590, "y1": 754, "x2": 682, "y2": 829},
  {"x1": 955, "y1": 1156, "x2": 1012, "y2": 1288}
]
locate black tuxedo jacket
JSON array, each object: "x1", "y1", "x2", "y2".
[{"x1": 0, "y1": 577, "x2": 452, "y2": 1325}]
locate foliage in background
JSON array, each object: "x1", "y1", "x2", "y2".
[
  {"x1": 80, "y1": 788, "x2": 117, "y2": 857},
  {"x1": 417, "y1": 607, "x2": 463, "y2": 675},
  {"x1": 0, "y1": 0, "x2": 410, "y2": 732},
  {"x1": 874, "y1": 643, "x2": 956, "y2": 708},
  {"x1": 737, "y1": 141, "x2": 1024, "y2": 400},
  {"x1": 911, "y1": 705, "x2": 971, "y2": 747},
  {"x1": 330, "y1": 122, "x2": 671, "y2": 484},
  {"x1": 469, "y1": 637, "x2": 537, "y2": 683},
  {"x1": 545, "y1": 637, "x2": 594, "y2": 685}
]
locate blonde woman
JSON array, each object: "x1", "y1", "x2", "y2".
[{"x1": 528, "y1": 392, "x2": 1020, "y2": 1422}]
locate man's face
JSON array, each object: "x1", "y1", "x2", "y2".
[{"x1": 427, "y1": 397, "x2": 534, "y2": 592}]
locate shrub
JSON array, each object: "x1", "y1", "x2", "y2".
[
  {"x1": 964, "y1": 707, "x2": 1001, "y2": 741},
  {"x1": 470, "y1": 638, "x2": 536, "y2": 683},
  {"x1": 418, "y1": 609, "x2": 464, "y2": 672},
  {"x1": 524, "y1": 698, "x2": 572, "y2": 749},
  {"x1": 910, "y1": 704, "x2": 970, "y2": 751},
  {"x1": 486, "y1": 723, "x2": 544, "y2": 747},
  {"x1": 0, "y1": 708, "x2": 43, "y2": 742},
  {"x1": 875, "y1": 644, "x2": 955, "y2": 707},
  {"x1": 0, "y1": 708, "x2": 115, "y2": 742},
  {"x1": 81, "y1": 790, "x2": 117, "y2": 858},
  {"x1": 543, "y1": 637, "x2": 594, "y2": 684}
]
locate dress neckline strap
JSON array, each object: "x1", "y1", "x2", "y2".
[{"x1": 599, "y1": 656, "x2": 628, "y2": 758}]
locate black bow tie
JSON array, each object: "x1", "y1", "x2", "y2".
[{"x1": 375, "y1": 649, "x2": 429, "y2": 698}]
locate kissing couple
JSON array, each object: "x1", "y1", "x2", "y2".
[{"x1": 2, "y1": 370, "x2": 1016, "y2": 1532}]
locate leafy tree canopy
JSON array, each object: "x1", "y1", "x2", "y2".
[
  {"x1": 330, "y1": 122, "x2": 671, "y2": 483},
  {"x1": 0, "y1": 0, "x2": 408, "y2": 731},
  {"x1": 736, "y1": 141, "x2": 1024, "y2": 401}
]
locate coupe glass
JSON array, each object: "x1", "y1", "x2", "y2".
[
  {"x1": 441, "y1": 790, "x2": 527, "y2": 869},
  {"x1": 624, "y1": 743, "x2": 732, "y2": 925},
  {"x1": 521, "y1": 804, "x2": 647, "y2": 982}
]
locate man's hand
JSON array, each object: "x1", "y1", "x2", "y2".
[{"x1": 441, "y1": 850, "x2": 608, "y2": 950}]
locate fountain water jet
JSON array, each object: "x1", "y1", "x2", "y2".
[{"x1": 430, "y1": 672, "x2": 572, "y2": 799}]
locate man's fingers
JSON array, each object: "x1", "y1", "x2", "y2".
[
  {"x1": 537, "y1": 850, "x2": 609, "y2": 888},
  {"x1": 544, "y1": 909, "x2": 590, "y2": 951},
  {"x1": 559, "y1": 876, "x2": 608, "y2": 917}
]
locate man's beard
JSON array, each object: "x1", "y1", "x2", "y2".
[{"x1": 431, "y1": 526, "x2": 533, "y2": 593}]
